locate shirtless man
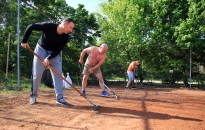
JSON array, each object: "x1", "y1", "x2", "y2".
[
  {"x1": 125, "y1": 60, "x2": 140, "y2": 90},
  {"x1": 78, "y1": 44, "x2": 109, "y2": 96}
]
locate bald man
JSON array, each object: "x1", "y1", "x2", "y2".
[{"x1": 79, "y1": 44, "x2": 109, "y2": 96}]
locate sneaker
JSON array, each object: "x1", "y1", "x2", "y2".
[
  {"x1": 102, "y1": 90, "x2": 109, "y2": 97},
  {"x1": 132, "y1": 87, "x2": 137, "y2": 90},
  {"x1": 29, "y1": 96, "x2": 36, "y2": 105},
  {"x1": 125, "y1": 87, "x2": 130, "y2": 90},
  {"x1": 81, "y1": 90, "x2": 86, "y2": 96},
  {"x1": 56, "y1": 98, "x2": 70, "y2": 106}
]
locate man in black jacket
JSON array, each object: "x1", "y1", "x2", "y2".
[{"x1": 21, "y1": 18, "x2": 75, "y2": 106}]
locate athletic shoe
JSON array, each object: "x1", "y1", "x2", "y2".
[
  {"x1": 81, "y1": 90, "x2": 86, "y2": 96},
  {"x1": 56, "y1": 98, "x2": 70, "y2": 106},
  {"x1": 125, "y1": 87, "x2": 130, "y2": 90},
  {"x1": 102, "y1": 90, "x2": 109, "y2": 97},
  {"x1": 132, "y1": 87, "x2": 137, "y2": 90},
  {"x1": 29, "y1": 96, "x2": 36, "y2": 105}
]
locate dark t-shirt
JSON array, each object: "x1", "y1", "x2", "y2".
[{"x1": 22, "y1": 22, "x2": 70, "y2": 60}]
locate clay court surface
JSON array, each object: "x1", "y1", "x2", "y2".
[{"x1": 0, "y1": 85, "x2": 205, "y2": 130}]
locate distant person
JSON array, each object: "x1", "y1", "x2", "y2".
[
  {"x1": 78, "y1": 44, "x2": 109, "y2": 96},
  {"x1": 125, "y1": 60, "x2": 141, "y2": 90},
  {"x1": 21, "y1": 18, "x2": 75, "y2": 106}
]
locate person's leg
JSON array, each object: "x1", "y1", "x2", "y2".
[
  {"x1": 48, "y1": 54, "x2": 63, "y2": 98},
  {"x1": 49, "y1": 54, "x2": 69, "y2": 106},
  {"x1": 95, "y1": 73, "x2": 109, "y2": 96},
  {"x1": 30, "y1": 44, "x2": 47, "y2": 104},
  {"x1": 81, "y1": 74, "x2": 89, "y2": 94},
  {"x1": 81, "y1": 65, "x2": 91, "y2": 95},
  {"x1": 125, "y1": 71, "x2": 134, "y2": 89},
  {"x1": 94, "y1": 68, "x2": 109, "y2": 96},
  {"x1": 94, "y1": 73, "x2": 105, "y2": 91}
]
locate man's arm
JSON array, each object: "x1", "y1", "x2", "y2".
[
  {"x1": 91, "y1": 55, "x2": 106, "y2": 71},
  {"x1": 78, "y1": 47, "x2": 93, "y2": 64},
  {"x1": 21, "y1": 22, "x2": 54, "y2": 67},
  {"x1": 21, "y1": 23, "x2": 44, "y2": 49},
  {"x1": 21, "y1": 23, "x2": 44, "y2": 43},
  {"x1": 46, "y1": 37, "x2": 69, "y2": 60}
]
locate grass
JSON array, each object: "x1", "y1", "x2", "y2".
[
  {"x1": 1, "y1": 71, "x2": 204, "y2": 93},
  {"x1": 105, "y1": 76, "x2": 125, "y2": 81},
  {"x1": 0, "y1": 71, "x2": 82, "y2": 94}
]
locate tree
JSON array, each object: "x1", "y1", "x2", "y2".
[
  {"x1": 96, "y1": 0, "x2": 149, "y2": 79},
  {"x1": 0, "y1": 0, "x2": 101, "y2": 83},
  {"x1": 96, "y1": 0, "x2": 205, "y2": 86}
]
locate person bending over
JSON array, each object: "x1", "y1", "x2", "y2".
[
  {"x1": 125, "y1": 60, "x2": 141, "y2": 90},
  {"x1": 21, "y1": 18, "x2": 75, "y2": 106},
  {"x1": 78, "y1": 44, "x2": 109, "y2": 96}
]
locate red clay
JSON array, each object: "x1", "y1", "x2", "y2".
[{"x1": 0, "y1": 85, "x2": 205, "y2": 130}]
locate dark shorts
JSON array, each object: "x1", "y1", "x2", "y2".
[{"x1": 83, "y1": 64, "x2": 101, "y2": 75}]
